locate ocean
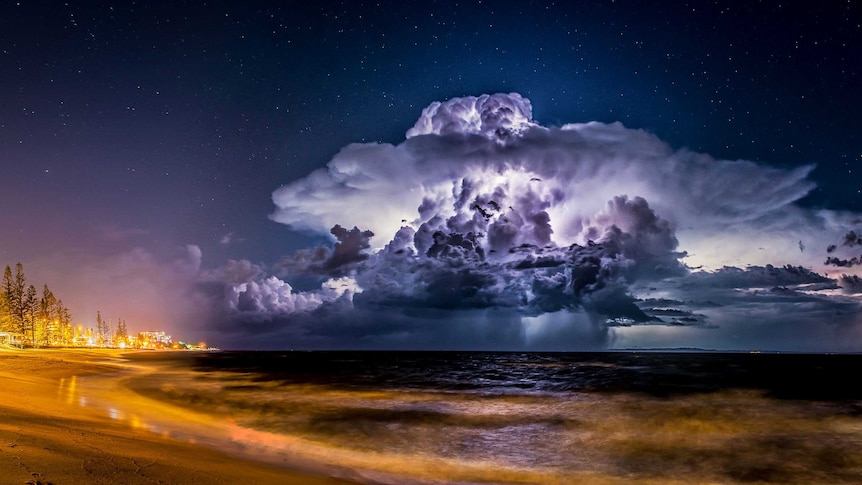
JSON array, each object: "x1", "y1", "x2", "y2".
[{"x1": 117, "y1": 351, "x2": 862, "y2": 484}]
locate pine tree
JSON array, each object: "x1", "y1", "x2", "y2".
[
  {"x1": 13, "y1": 264, "x2": 26, "y2": 335},
  {"x1": 22, "y1": 284, "x2": 37, "y2": 346},
  {"x1": 0, "y1": 266, "x2": 10, "y2": 332},
  {"x1": 39, "y1": 284, "x2": 57, "y2": 346},
  {"x1": 56, "y1": 299, "x2": 72, "y2": 346},
  {"x1": 96, "y1": 311, "x2": 103, "y2": 346},
  {"x1": 116, "y1": 318, "x2": 128, "y2": 347},
  {"x1": 1, "y1": 264, "x2": 26, "y2": 334}
]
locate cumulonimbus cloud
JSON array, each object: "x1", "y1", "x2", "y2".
[{"x1": 203, "y1": 93, "x2": 862, "y2": 351}]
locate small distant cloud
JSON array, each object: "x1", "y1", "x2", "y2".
[
  {"x1": 99, "y1": 226, "x2": 150, "y2": 242},
  {"x1": 840, "y1": 274, "x2": 862, "y2": 294},
  {"x1": 219, "y1": 232, "x2": 245, "y2": 245}
]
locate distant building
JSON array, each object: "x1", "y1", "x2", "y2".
[
  {"x1": 138, "y1": 331, "x2": 171, "y2": 349},
  {"x1": 0, "y1": 332, "x2": 24, "y2": 347}
]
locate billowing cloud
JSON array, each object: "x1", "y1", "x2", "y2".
[
  {"x1": 203, "y1": 93, "x2": 862, "y2": 350},
  {"x1": 405, "y1": 92, "x2": 536, "y2": 139}
]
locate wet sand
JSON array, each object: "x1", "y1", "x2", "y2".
[{"x1": 0, "y1": 348, "x2": 360, "y2": 485}]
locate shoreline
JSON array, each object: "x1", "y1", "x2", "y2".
[
  {"x1": 8, "y1": 348, "x2": 860, "y2": 484},
  {"x1": 0, "y1": 347, "x2": 363, "y2": 485}
]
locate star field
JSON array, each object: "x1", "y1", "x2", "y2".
[{"x1": 0, "y1": 1, "x2": 859, "y2": 344}]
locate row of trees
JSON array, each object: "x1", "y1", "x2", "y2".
[
  {"x1": 95, "y1": 311, "x2": 130, "y2": 347},
  {"x1": 1, "y1": 263, "x2": 156, "y2": 349},
  {"x1": 0, "y1": 263, "x2": 73, "y2": 346}
]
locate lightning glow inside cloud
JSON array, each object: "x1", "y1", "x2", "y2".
[{"x1": 202, "y1": 93, "x2": 862, "y2": 351}]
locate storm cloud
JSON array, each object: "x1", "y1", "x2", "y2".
[{"x1": 203, "y1": 93, "x2": 862, "y2": 350}]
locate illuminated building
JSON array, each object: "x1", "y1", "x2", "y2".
[{"x1": 138, "y1": 331, "x2": 171, "y2": 349}]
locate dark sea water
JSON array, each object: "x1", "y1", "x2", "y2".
[{"x1": 123, "y1": 351, "x2": 862, "y2": 484}]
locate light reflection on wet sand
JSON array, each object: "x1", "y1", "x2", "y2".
[
  {"x1": 60, "y1": 354, "x2": 862, "y2": 484},
  {"x1": 57, "y1": 375, "x2": 76, "y2": 404}
]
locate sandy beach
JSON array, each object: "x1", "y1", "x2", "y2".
[{"x1": 0, "y1": 348, "x2": 360, "y2": 485}]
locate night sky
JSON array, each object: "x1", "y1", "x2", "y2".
[{"x1": 2, "y1": 1, "x2": 860, "y2": 350}]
